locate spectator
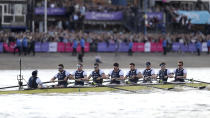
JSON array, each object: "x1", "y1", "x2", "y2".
[
  {"x1": 162, "y1": 38, "x2": 167, "y2": 55},
  {"x1": 72, "y1": 39, "x2": 78, "y2": 56},
  {"x1": 22, "y1": 36, "x2": 28, "y2": 56},
  {"x1": 80, "y1": 37, "x2": 85, "y2": 56},
  {"x1": 195, "y1": 40, "x2": 201, "y2": 56},
  {"x1": 28, "y1": 37, "x2": 36, "y2": 56},
  {"x1": 128, "y1": 40, "x2": 133, "y2": 56},
  {"x1": 207, "y1": 38, "x2": 210, "y2": 54},
  {"x1": 14, "y1": 36, "x2": 22, "y2": 56}
]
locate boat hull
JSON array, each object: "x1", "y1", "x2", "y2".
[{"x1": 0, "y1": 83, "x2": 208, "y2": 94}]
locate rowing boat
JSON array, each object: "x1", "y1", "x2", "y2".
[{"x1": 0, "y1": 82, "x2": 208, "y2": 94}]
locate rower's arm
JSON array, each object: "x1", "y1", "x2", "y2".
[
  {"x1": 81, "y1": 75, "x2": 88, "y2": 81},
  {"x1": 177, "y1": 73, "x2": 187, "y2": 79},
  {"x1": 87, "y1": 75, "x2": 92, "y2": 80},
  {"x1": 151, "y1": 74, "x2": 157, "y2": 79},
  {"x1": 50, "y1": 77, "x2": 56, "y2": 82},
  {"x1": 101, "y1": 73, "x2": 106, "y2": 79},
  {"x1": 168, "y1": 73, "x2": 174, "y2": 78},
  {"x1": 137, "y1": 73, "x2": 143, "y2": 79},
  {"x1": 124, "y1": 75, "x2": 129, "y2": 80},
  {"x1": 106, "y1": 74, "x2": 111, "y2": 79},
  {"x1": 68, "y1": 74, "x2": 74, "y2": 80},
  {"x1": 64, "y1": 76, "x2": 69, "y2": 81},
  {"x1": 118, "y1": 75, "x2": 124, "y2": 80}
]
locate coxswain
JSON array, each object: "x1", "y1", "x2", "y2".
[
  {"x1": 142, "y1": 62, "x2": 156, "y2": 83},
  {"x1": 50, "y1": 64, "x2": 70, "y2": 88},
  {"x1": 125, "y1": 63, "x2": 142, "y2": 83},
  {"x1": 69, "y1": 63, "x2": 88, "y2": 86},
  {"x1": 88, "y1": 63, "x2": 106, "y2": 85},
  {"x1": 28, "y1": 70, "x2": 44, "y2": 89},
  {"x1": 158, "y1": 62, "x2": 173, "y2": 83},
  {"x1": 173, "y1": 61, "x2": 187, "y2": 82},
  {"x1": 107, "y1": 63, "x2": 124, "y2": 84}
]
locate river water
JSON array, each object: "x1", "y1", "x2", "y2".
[{"x1": 0, "y1": 68, "x2": 210, "y2": 118}]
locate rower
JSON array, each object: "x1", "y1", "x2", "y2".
[
  {"x1": 125, "y1": 63, "x2": 142, "y2": 83},
  {"x1": 173, "y1": 61, "x2": 187, "y2": 82},
  {"x1": 158, "y1": 62, "x2": 173, "y2": 83},
  {"x1": 69, "y1": 63, "x2": 88, "y2": 86},
  {"x1": 28, "y1": 70, "x2": 44, "y2": 89},
  {"x1": 107, "y1": 63, "x2": 124, "y2": 84},
  {"x1": 51, "y1": 64, "x2": 70, "y2": 88},
  {"x1": 88, "y1": 63, "x2": 106, "y2": 85},
  {"x1": 142, "y1": 62, "x2": 156, "y2": 83}
]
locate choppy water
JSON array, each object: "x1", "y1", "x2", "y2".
[{"x1": 0, "y1": 68, "x2": 210, "y2": 118}]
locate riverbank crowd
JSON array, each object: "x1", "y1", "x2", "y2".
[{"x1": 0, "y1": 31, "x2": 210, "y2": 57}]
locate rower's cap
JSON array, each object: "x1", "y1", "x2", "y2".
[
  {"x1": 160, "y1": 62, "x2": 166, "y2": 67},
  {"x1": 32, "y1": 70, "x2": 38, "y2": 76},
  {"x1": 113, "y1": 63, "x2": 119, "y2": 67},
  {"x1": 146, "y1": 62, "x2": 151, "y2": 66}
]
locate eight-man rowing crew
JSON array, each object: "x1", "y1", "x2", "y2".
[{"x1": 27, "y1": 61, "x2": 187, "y2": 89}]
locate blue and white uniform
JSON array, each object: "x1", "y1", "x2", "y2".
[
  {"x1": 71, "y1": 70, "x2": 87, "y2": 85},
  {"x1": 90, "y1": 70, "x2": 105, "y2": 84},
  {"x1": 142, "y1": 69, "x2": 155, "y2": 83},
  {"x1": 108, "y1": 70, "x2": 124, "y2": 84},
  {"x1": 173, "y1": 69, "x2": 187, "y2": 82},
  {"x1": 126, "y1": 69, "x2": 141, "y2": 83},
  {"x1": 54, "y1": 70, "x2": 70, "y2": 87},
  {"x1": 142, "y1": 69, "x2": 155, "y2": 77},
  {"x1": 28, "y1": 77, "x2": 42, "y2": 89},
  {"x1": 158, "y1": 69, "x2": 171, "y2": 82}
]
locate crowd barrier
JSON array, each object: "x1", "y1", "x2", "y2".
[
  {"x1": 97, "y1": 42, "x2": 163, "y2": 52},
  {"x1": 0, "y1": 42, "x2": 209, "y2": 53},
  {"x1": 0, "y1": 42, "x2": 90, "y2": 53},
  {"x1": 172, "y1": 42, "x2": 208, "y2": 52},
  {"x1": 35, "y1": 42, "x2": 90, "y2": 52}
]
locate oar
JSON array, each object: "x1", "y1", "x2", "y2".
[
  {"x1": 0, "y1": 85, "x2": 23, "y2": 89},
  {"x1": 0, "y1": 80, "x2": 66, "y2": 90},
  {"x1": 137, "y1": 78, "x2": 175, "y2": 90},
  {"x1": 186, "y1": 78, "x2": 210, "y2": 84}
]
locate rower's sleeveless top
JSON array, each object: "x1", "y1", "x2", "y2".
[
  {"x1": 158, "y1": 69, "x2": 168, "y2": 81},
  {"x1": 57, "y1": 70, "x2": 68, "y2": 86},
  {"x1": 110, "y1": 70, "x2": 121, "y2": 84},
  {"x1": 143, "y1": 69, "x2": 152, "y2": 77},
  {"x1": 91, "y1": 70, "x2": 102, "y2": 84},
  {"x1": 175, "y1": 69, "x2": 185, "y2": 82},
  {"x1": 28, "y1": 77, "x2": 38, "y2": 89},
  {"x1": 128, "y1": 69, "x2": 139, "y2": 83},
  {"x1": 75, "y1": 70, "x2": 85, "y2": 85},
  {"x1": 111, "y1": 70, "x2": 121, "y2": 78}
]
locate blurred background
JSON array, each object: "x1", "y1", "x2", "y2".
[{"x1": 0, "y1": 0, "x2": 210, "y2": 56}]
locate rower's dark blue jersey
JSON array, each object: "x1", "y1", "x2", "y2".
[
  {"x1": 111, "y1": 70, "x2": 121, "y2": 78},
  {"x1": 127, "y1": 69, "x2": 137, "y2": 78},
  {"x1": 91, "y1": 70, "x2": 103, "y2": 84},
  {"x1": 56, "y1": 70, "x2": 68, "y2": 86},
  {"x1": 158, "y1": 69, "x2": 168, "y2": 81},
  {"x1": 143, "y1": 69, "x2": 153, "y2": 77},
  {"x1": 175, "y1": 69, "x2": 184, "y2": 79},
  {"x1": 74, "y1": 70, "x2": 86, "y2": 85},
  {"x1": 28, "y1": 77, "x2": 38, "y2": 89}
]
